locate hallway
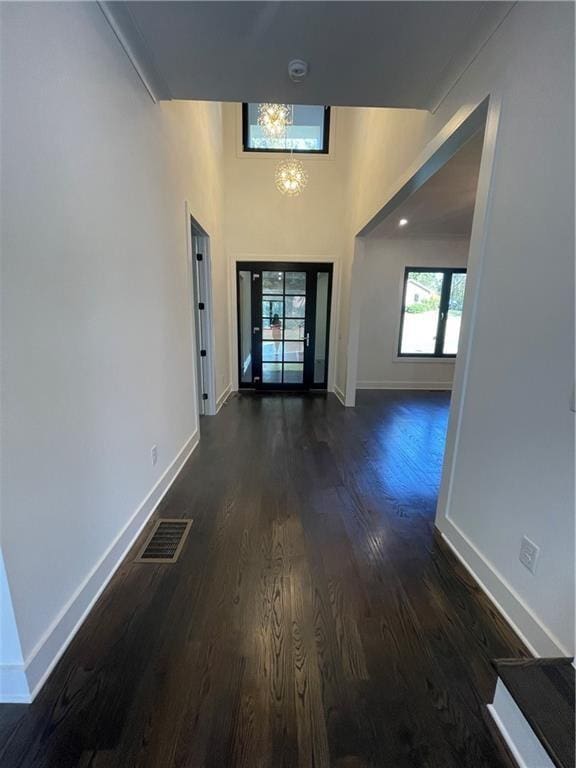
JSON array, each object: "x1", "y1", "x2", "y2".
[{"x1": 0, "y1": 392, "x2": 526, "y2": 768}]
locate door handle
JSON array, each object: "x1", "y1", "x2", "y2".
[{"x1": 253, "y1": 326, "x2": 260, "y2": 333}]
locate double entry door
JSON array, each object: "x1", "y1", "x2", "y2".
[{"x1": 237, "y1": 262, "x2": 333, "y2": 391}]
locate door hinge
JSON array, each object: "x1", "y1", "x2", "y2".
[
  {"x1": 198, "y1": 302, "x2": 205, "y2": 310},
  {"x1": 253, "y1": 273, "x2": 260, "y2": 281},
  {"x1": 253, "y1": 376, "x2": 261, "y2": 382},
  {"x1": 196, "y1": 253, "x2": 203, "y2": 261},
  {"x1": 200, "y1": 350, "x2": 207, "y2": 357},
  {"x1": 202, "y1": 393, "x2": 208, "y2": 400}
]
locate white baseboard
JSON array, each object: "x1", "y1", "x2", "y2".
[
  {"x1": 357, "y1": 380, "x2": 452, "y2": 391},
  {"x1": 438, "y1": 517, "x2": 569, "y2": 658},
  {"x1": 1, "y1": 430, "x2": 200, "y2": 704},
  {"x1": 487, "y1": 679, "x2": 555, "y2": 768},
  {"x1": 216, "y1": 383, "x2": 232, "y2": 413},
  {"x1": 333, "y1": 385, "x2": 346, "y2": 406}
]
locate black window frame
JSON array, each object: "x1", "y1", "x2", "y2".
[
  {"x1": 236, "y1": 261, "x2": 334, "y2": 391},
  {"x1": 241, "y1": 104, "x2": 331, "y2": 154},
  {"x1": 397, "y1": 267, "x2": 467, "y2": 359}
]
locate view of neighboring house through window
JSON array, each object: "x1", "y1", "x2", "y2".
[
  {"x1": 242, "y1": 104, "x2": 330, "y2": 153},
  {"x1": 399, "y1": 268, "x2": 467, "y2": 357}
]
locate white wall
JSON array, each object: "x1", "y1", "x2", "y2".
[
  {"x1": 338, "y1": 2, "x2": 575, "y2": 655},
  {"x1": 223, "y1": 103, "x2": 348, "y2": 257},
  {"x1": 357, "y1": 237, "x2": 469, "y2": 389},
  {"x1": 0, "y1": 2, "x2": 229, "y2": 700},
  {"x1": 222, "y1": 103, "x2": 352, "y2": 390}
]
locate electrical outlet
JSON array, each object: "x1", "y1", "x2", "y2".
[
  {"x1": 151, "y1": 445, "x2": 158, "y2": 467},
  {"x1": 519, "y1": 536, "x2": 539, "y2": 574}
]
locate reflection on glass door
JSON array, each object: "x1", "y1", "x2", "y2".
[
  {"x1": 314, "y1": 272, "x2": 330, "y2": 384},
  {"x1": 238, "y1": 270, "x2": 252, "y2": 383},
  {"x1": 237, "y1": 262, "x2": 333, "y2": 390}
]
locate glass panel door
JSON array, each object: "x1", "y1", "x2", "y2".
[
  {"x1": 237, "y1": 262, "x2": 333, "y2": 391},
  {"x1": 261, "y1": 270, "x2": 306, "y2": 385}
]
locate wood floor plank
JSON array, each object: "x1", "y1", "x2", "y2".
[
  {"x1": 0, "y1": 391, "x2": 526, "y2": 768},
  {"x1": 290, "y1": 562, "x2": 331, "y2": 768}
]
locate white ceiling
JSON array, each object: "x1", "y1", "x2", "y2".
[
  {"x1": 369, "y1": 131, "x2": 484, "y2": 239},
  {"x1": 104, "y1": 1, "x2": 513, "y2": 109}
]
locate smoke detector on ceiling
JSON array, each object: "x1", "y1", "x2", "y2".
[{"x1": 288, "y1": 59, "x2": 308, "y2": 83}]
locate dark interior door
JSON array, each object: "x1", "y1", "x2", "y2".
[{"x1": 237, "y1": 262, "x2": 333, "y2": 391}]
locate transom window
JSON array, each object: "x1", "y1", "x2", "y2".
[
  {"x1": 398, "y1": 268, "x2": 467, "y2": 357},
  {"x1": 242, "y1": 104, "x2": 330, "y2": 153}
]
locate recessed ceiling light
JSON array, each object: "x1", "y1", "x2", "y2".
[{"x1": 399, "y1": 218, "x2": 409, "y2": 227}]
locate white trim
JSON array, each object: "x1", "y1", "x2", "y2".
[
  {"x1": 438, "y1": 523, "x2": 570, "y2": 658},
  {"x1": 333, "y1": 385, "x2": 346, "y2": 406},
  {"x1": 328, "y1": 259, "x2": 341, "y2": 395},
  {"x1": 97, "y1": 2, "x2": 171, "y2": 102},
  {"x1": 487, "y1": 678, "x2": 555, "y2": 768},
  {"x1": 185, "y1": 203, "x2": 217, "y2": 418},
  {"x1": 357, "y1": 381, "x2": 452, "y2": 391},
  {"x1": 487, "y1": 703, "x2": 527, "y2": 768},
  {"x1": 435, "y1": 94, "x2": 502, "y2": 533},
  {"x1": 10, "y1": 430, "x2": 200, "y2": 704},
  {"x1": 185, "y1": 203, "x2": 202, "y2": 430},
  {"x1": 344, "y1": 239, "x2": 365, "y2": 407},
  {"x1": 216, "y1": 384, "x2": 232, "y2": 413},
  {"x1": 196, "y1": 233, "x2": 217, "y2": 416}
]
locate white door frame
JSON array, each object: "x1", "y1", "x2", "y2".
[{"x1": 185, "y1": 201, "x2": 217, "y2": 418}]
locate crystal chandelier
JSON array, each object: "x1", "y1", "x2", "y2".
[
  {"x1": 275, "y1": 157, "x2": 308, "y2": 196},
  {"x1": 257, "y1": 103, "x2": 292, "y2": 138}
]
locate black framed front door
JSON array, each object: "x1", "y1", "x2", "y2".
[{"x1": 237, "y1": 262, "x2": 333, "y2": 391}]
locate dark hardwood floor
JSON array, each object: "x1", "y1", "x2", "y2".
[{"x1": 0, "y1": 391, "x2": 529, "y2": 768}]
